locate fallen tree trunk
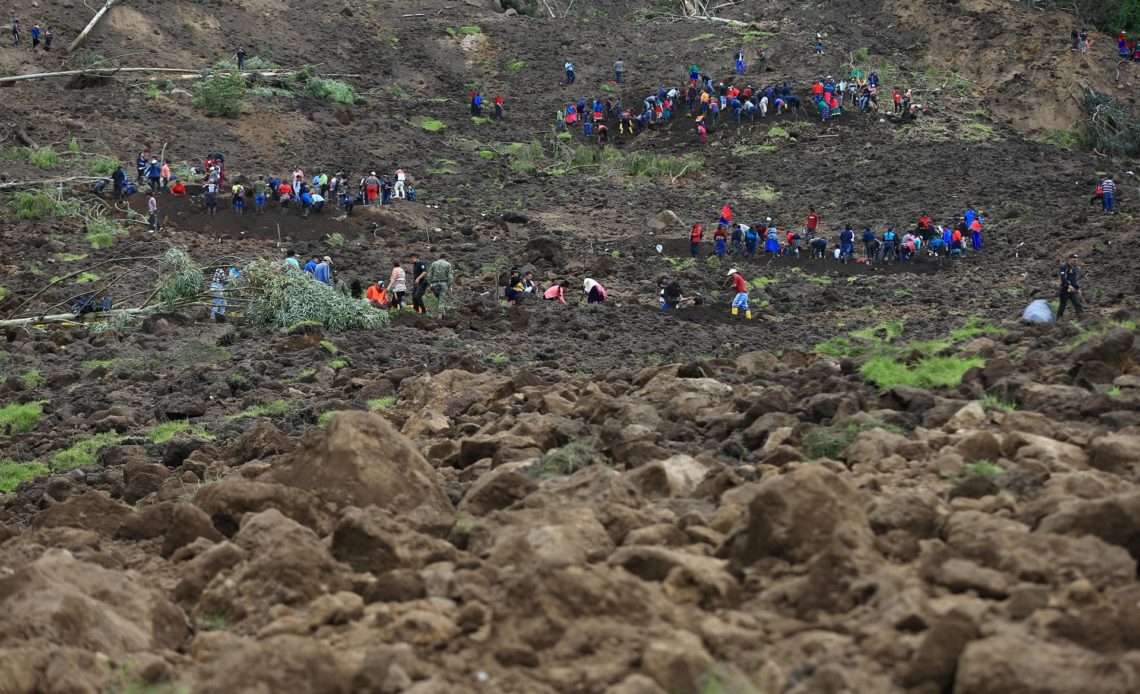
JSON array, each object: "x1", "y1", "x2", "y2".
[
  {"x1": 68, "y1": 0, "x2": 121, "y2": 54},
  {"x1": 0, "y1": 67, "x2": 362, "y2": 84},
  {"x1": 0, "y1": 307, "x2": 151, "y2": 328},
  {"x1": 0, "y1": 175, "x2": 105, "y2": 190}
]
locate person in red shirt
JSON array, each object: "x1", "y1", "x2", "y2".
[
  {"x1": 806, "y1": 208, "x2": 820, "y2": 237},
  {"x1": 727, "y1": 268, "x2": 751, "y2": 319},
  {"x1": 719, "y1": 203, "x2": 733, "y2": 226},
  {"x1": 892, "y1": 88, "x2": 902, "y2": 114},
  {"x1": 689, "y1": 221, "x2": 703, "y2": 258},
  {"x1": 713, "y1": 225, "x2": 727, "y2": 260},
  {"x1": 543, "y1": 280, "x2": 569, "y2": 304},
  {"x1": 494, "y1": 95, "x2": 505, "y2": 119}
]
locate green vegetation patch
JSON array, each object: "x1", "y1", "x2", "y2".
[
  {"x1": 0, "y1": 459, "x2": 49, "y2": 493},
  {"x1": 227, "y1": 399, "x2": 294, "y2": 421},
  {"x1": 527, "y1": 441, "x2": 598, "y2": 480},
  {"x1": 804, "y1": 422, "x2": 903, "y2": 460},
  {"x1": 414, "y1": 117, "x2": 446, "y2": 132},
  {"x1": 51, "y1": 432, "x2": 124, "y2": 470},
  {"x1": 860, "y1": 355, "x2": 984, "y2": 389},
  {"x1": 20, "y1": 370, "x2": 44, "y2": 389},
  {"x1": 368, "y1": 396, "x2": 396, "y2": 410},
  {"x1": 0, "y1": 401, "x2": 46, "y2": 434},
  {"x1": 147, "y1": 421, "x2": 213, "y2": 444}
]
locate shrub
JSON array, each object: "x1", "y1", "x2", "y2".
[
  {"x1": 0, "y1": 459, "x2": 49, "y2": 493},
  {"x1": 51, "y1": 432, "x2": 124, "y2": 470},
  {"x1": 193, "y1": 71, "x2": 246, "y2": 118},
  {"x1": 241, "y1": 261, "x2": 389, "y2": 331},
  {"x1": 157, "y1": 249, "x2": 204, "y2": 308},
  {"x1": 13, "y1": 191, "x2": 63, "y2": 220},
  {"x1": 506, "y1": 59, "x2": 526, "y2": 72},
  {"x1": 0, "y1": 401, "x2": 46, "y2": 434},
  {"x1": 327, "y1": 232, "x2": 346, "y2": 248},
  {"x1": 87, "y1": 155, "x2": 119, "y2": 176},
  {"x1": 328, "y1": 358, "x2": 349, "y2": 370},
  {"x1": 301, "y1": 78, "x2": 358, "y2": 105},
  {"x1": 962, "y1": 460, "x2": 1004, "y2": 478},
  {"x1": 84, "y1": 215, "x2": 127, "y2": 249},
  {"x1": 317, "y1": 410, "x2": 339, "y2": 426},
  {"x1": 20, "y1": 146, "x2": 60, "y2": 169}
]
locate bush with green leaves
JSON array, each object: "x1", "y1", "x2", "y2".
[
  {"x1": 241, "y1": 261, "x2": 389, "y2": 331},
  {"x1": 193, "y1": 71, "x2": 247, "y2": 117},
  {"x1": 157, "y1": 249, "x2": 205, "y2": 308}
]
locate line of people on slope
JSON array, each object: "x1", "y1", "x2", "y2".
[
  {"x1": 9, "y1": 19, "x2": 54, "y2": 50},
  {"x1": 282, "y1": 250, "x2": 457, "y2": 318},
  {"x1": 504, "y1": 267, "x2": 607, "y2": 305},
  {"x1": 688, "y1": 204, "x2": 987, "y2": 262}
]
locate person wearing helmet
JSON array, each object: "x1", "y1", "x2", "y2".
[{"x1": 726, "y1": 268, "x2": 751, "y2": 319}]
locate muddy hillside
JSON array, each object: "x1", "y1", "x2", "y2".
[{"x1": 1, "y1": 0, "x2": 1139, "y2": 692}]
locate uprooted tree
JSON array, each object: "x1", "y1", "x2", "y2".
[
  {"x1": 1082, "y1": 88, "x2": 1140, "y2": 157},
  {"x1": 0, "y1": 248, "x2": 389, "y2": 331}
]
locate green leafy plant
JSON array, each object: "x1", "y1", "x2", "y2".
[
  {"x1": 240, "y1": 260, "x2": 391, "y2": 331},
  {"x1": 87, "y1": 155, "x2": 119, "y2": 176},
  {"x1": 193, "y1": 71, "x2": 246, "y2": 117},
  {"x1": 860, "y1": 355, "x2": 984, "y2": 389},
  {"x1": 20, "y1": 370, "x2": 44, "y2": 389},
  {"x1": 157, "y1": 249, "x2": 204, "y2": 308},
  {"x1": 0, "y1": 459, "x2": 49, "y2": 493},
  {"x1": 317, "y1": 410, "x2": 340, "y2": 426},
  {"x1": 962, "y1": 460, "x2": 1004, "y2": 478},
  {"x1": 328, "y1": 358, "x2": 349, "y2": 370},
  {"x1": 319, "y1": 340, "x2": 339, "y2": 354},
  {"x1": 75, "y1": 272, "x2": 100, "y2": 284},
  {"x1": 53, "y1": 252, "x2": 88, "y2": 263},
  {"x1": 506, "y1": 59, "x2": 526, "y2": 72},
  {"x1": 413, "y1": 117, "x2": 446, "y2": 132},
  {"x1": 981, "y1": 394, "x2": 1017, "y2": 412}
]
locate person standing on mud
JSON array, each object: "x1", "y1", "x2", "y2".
[
  {"x1": 30, "y1": 23, "x2": 39, "y2": 50},
  {"x1": 689, "y1": 221, "x2": 703, "y2": 259},
  {"x1": 389, "y1": 260, "x2": 407, "y2": 310},
  {"x1": 564, "y1": 58, "x2": 575, "y2": 86},
  {"x1": 726, "y1": 269, "x2": 751, "y2": 319},
  {"x1": 11, "y1": 19, "x2": 20, "y2": 46},
  {"x1": 43, "y1": 26, "x2": 52, "y2": 51},
  {"x1": 147, "y1": 194, "x2": 158, "y2": 232},
  {"x1": 111, "y1": 164, "x2": 126, "y2": 200},
  {"x1": 236, "y1": 46, "x2": 247, "y2": 71},
  {"x1": 1057, "y1": 254, "x2": 1084, "y2": 319},
  {"x1": 614, "y1": 58, "x2": 624, "y2": 84},
  {"x1": 410, "y1": 252, "x2": 428, "y2": 314},
  {"x1": 427, "y1": 253, "x2": 454, "y2": 318},
  {"x1": 806, "y1": 207, "x2": 820, "y2": 238},
  {"x1": 1100, "y1": 175, "x2": 1116, "y2": 214}
]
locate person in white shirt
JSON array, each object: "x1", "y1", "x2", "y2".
[{"x1": 394, "y1": 167, "x2": 406, "y2": 199}]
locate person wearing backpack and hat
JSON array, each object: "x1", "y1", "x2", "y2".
[{"x1": 726, "y1": 268, "x2": 751, "y2": 319}]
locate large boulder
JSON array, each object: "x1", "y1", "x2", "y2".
[
  {"x1": 717, "y1": 466, "x2": 874, "y2": 565},
  {"x1": 194, "y1": 479, "x2": 331, "y2": 536},
  {"x1": 944, "y1": 510, "x2": 1135, "y2": 589},
  {"x1": 0, "y1": 552, "x2": 190, "y2": 657},
  {"x1": 1088, "y1": 433, "x2": 1140, "y2": 473},
  {"x1": 467, "y1": 506, "x2": 615, "y2": 568},
  {"x1": 196, "y1": 509, "x2": 351, "y2": 624},
  {"x1": 609, "y1": 546, "x2": 740, "y2": 608},
  {"x1": 195, "y1": 634, "x2": 354, "y2": 694},
  {"x1": 955, "y1": 629, "x2": 1139, "y2": 693},
  {"x1": 30, "y1": 491, "x2": 131, "y2": 536},
  {"x1": 1037, "y1": 492, "x2": 1140, "y2": 560},
  {"x1": 330, "y1": 506, "x2": 457, "y2": 574},
  {"x1": 266, "y1": 411, "x2": 453, "y2": 517}
]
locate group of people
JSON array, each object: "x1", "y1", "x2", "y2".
[
  {"x1": 1116, "y1": 30, "x2": 1140, "y2": 62},
  {"x1": 556, "y1": 59, "x2": 911, "y2": 145},
  {"x1": 10, "y1": 19, "x2": 53, "y2": 50},
  {"x1": 504, "y1": 269, "x2": 606, "y2": 306},
  {"x1": 688, "y1": 204, "x2": 989, "y2": 265}
]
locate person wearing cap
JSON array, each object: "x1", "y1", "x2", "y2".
[
  {"x1": 366, "y1": 279, "x2": 388, "y2": 307},
  {"x1": 388, "y1": 260, "x2": 407, "y2": 310},
  {"x1": 726, "y1": 268, "x2": 751, "y2": 319},
  {"x1": 689, "y1": 221, "x2": 703, "y2": 259},
  {"x1": 1058, "y1": 254, "x2": 1084, "y2": 319},
  {"x1": 314, "y1": 256, "x2": 332, "y2": 285},
  {"x1": 146, "y1": 158, "x2": 162, "y2": 193}
]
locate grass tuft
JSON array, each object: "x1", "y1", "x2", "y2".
[
  {"x1": 0, "y1": 459, "x2": 50, "y2": 493},
  {"x1": 227, "y1": 399, "x2": 293, "y2": 421},
  {"x1": 147, "y1": 421, "x2": 213, "y2": 444},
  {"x1": 51, "y1": 432, "x2": 124, "y2": 470},
  {"x1": 0, "y1": 401, "x2": 46, "y2": 434},
  {"x1": 368, "y1": 396, "x2": 396, "y2": 410}
]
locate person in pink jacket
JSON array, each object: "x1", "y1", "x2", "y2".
[{"x1": 543, "y1": 280, "x2": 569, "y2": 304}]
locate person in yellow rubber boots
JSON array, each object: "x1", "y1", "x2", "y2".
[{"x1": 726, "y1": 268, "x2": 751, "y2": 319}]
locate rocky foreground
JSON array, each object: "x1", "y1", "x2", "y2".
[{"x1": 1, "y1": 317, "x2": 1139, "y2": 693}]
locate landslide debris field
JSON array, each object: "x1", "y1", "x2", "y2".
[{"x1": 1, "y1": 1, "x2": 1140, "y2": 692}]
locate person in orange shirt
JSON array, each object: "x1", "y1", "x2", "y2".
[
  {"x1": 170, "y1": 180, "x2": 187, "y2": 195},
  {"x1": 160, "y1": 160, "x2": 171, "y2": 191},
  {"x1": 543, "y1": 280, "x2": 569, "y2": 304},
  {"x1": 365, "y1": 280, "x2": 388, "y2": 307},
  {"x1": 726, "y1": 268, "x2": 751, "y2": 319}
]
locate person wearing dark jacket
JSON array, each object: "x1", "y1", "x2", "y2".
[
  {"x1": 1057, "y1": 254, "x2": 1084, "y2": 319},
  {"x1": 111, "y1": 165, "x2": 126, "y2": 200}
]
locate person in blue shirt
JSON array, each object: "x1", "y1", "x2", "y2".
[
  {"x1": 564, "y1": 59, "x2": 575, "y2": 85},
  {"x1": 743, "y1": 224, "x2": 759, "y2": 257},
  {"x1": 303, "y1": 255, "x2": 319, "y2": 275},
  {"x1": 314, "y1": 257, "x2": 332, "y2": 285},
  {"x1": 730, "y1": 224, "x2": 743, "y2": 256},
  {"x1": 284, "y1": 250, "x2": 301, "y2": 270},
  {"x1": 30, "y1": 23, "x2": 40, "y2": 50},
  {"x1": 734, "y1": 50, "x2": 745, "y2": 75},
  {"x1": 839, "y1": 225, "x2": 854, "y2": 261},
  {"x1": 881, "y1": 227, "x2": 898, "y2": 261}
]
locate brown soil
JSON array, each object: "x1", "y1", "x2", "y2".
[{"x1": 1, "y1": 1, "x2": 1139, "y2": 692}]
